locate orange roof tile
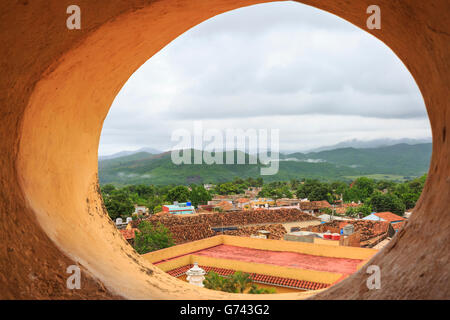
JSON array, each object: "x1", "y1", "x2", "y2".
[
  {"x1": 392, "y1": 221, "x2": 405, "y2": 231},
  {"x1": 373, "y1": 212, "x2": 406, "y2": 223},
  {"x1": 119, "y1": 228, "x2": 139, "y2": 240},
  {"x1": 166, "y1": 264, "x2": 330, "y2": 291},
  {"x1": 216, "y1": 201, "x2": 234, "y2": 210}
]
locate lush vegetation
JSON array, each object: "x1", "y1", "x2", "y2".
[
  {"x1": 101, "y1": 174, "x2": 426, "y2": 219},
  {"x1": 203, "y1": 271, "x2": 276, "y2": 294},
  {"x1": 133, "y1": 221, "x2": 174, "y2": 254},
  {"x1": 101, "y1": 183, "x2": 213, "y2": 218},
  {"x1": 98, "y1": 144, "x2": 431, "y2": 186}
]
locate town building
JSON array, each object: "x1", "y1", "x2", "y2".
[
  {"x1": 214, "y1": 200, "x2": 236, "y2": 212},
  {"x1": 275, "y1": 198, "x2": 300, "y2": 207},
  {"x1": 203, "y1": 184, "x2": 215, "y2": 191},
  {"x1": 207, "y1": 197, "x2": 234, "y2": 206},
  {"x1": 197, "y1": 204, "x2": 215, "y2": 212},
  {"x1": 162, "y1": 202, "x2": 196, "y2": 215},
  {"x1": 317, "y1": 214, "x2": 351, "y2": 222},
  {"x1": 134, "y1": 204, "x2": 148, "y2": 216},
  {"x1": 303, "y1": 219, "x2": 395, "y2": 248},
  {"x1": 300, "y1": 200, "x2": 331, "y2": 214},
  {"x1": 363, "y1": 212, "x2": 406, "y2": 232},
  {"x1": 115, "y1": 217, "x2": 130, "y2": 230},
  {"x1": 119, "y1": 228, "x2": 139, "y2": 245},
  {"x1": 143, "y1": 235, "x2": 377, "y2": 293},
  {"x1": 232, "y1": 197, "x2": 249, "y2": 209},
  {"x1": 249, "y1": 198, "x2": 276, "y2": 209}
]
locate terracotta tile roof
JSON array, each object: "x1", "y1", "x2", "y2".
[
  {"x1": 335, "y1": 207, "x2": 347, "y2": 215},
  {"x1": 300, "y1": 201, "x2": 331, "y2": 210},
  {"x1": 392, "y1": 221, "x2": 405, "y2": 231},
  {"x1": 237, "y1": 198, "x2": 250, "y2": 203},
  {"x1": 373, "y1": 212, "x2": 406, "y2": 223},
  {"x1": 166, "y1": 264, "x2": 329, "y2": 291},
  {"x1": 119, "y1": 228, "x2": 139, "y2": 240},
  {"x1": 216, "y1": 201, "x2": 234, "y2": 211}
]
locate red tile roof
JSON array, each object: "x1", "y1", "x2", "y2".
[
  {"x1": 373, "y1": 212, "x2": 406, "y2": 223},
  {"x1": 119, "y1": 228, "x2": 139, "y2": 240},
  {"x1": 392, "y1": 221, "x2": 406, "y2": 231},
  {"x1": 216, "y1": 201, "x2": 234, "y2": 211},
  {"x1": 166, "y1": 264, "x2": 330, "y2": 291}
]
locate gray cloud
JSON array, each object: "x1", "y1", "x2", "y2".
[{"x1": 99, "y1": 1, "x2": 429, "y2": 156}]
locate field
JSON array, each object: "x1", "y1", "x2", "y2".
[{"x1": 344, "y1": 174, "x2": 414, "y2": 182}]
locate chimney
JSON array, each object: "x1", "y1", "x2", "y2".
[
  {"x1": 343, "y1": 224, "x2": 354, "y2": 236},
  {"x1": 186, "y1": 262, "x2": 206, "y2": 287}
]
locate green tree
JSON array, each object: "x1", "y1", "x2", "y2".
[
  {"x1": 375, "y1": 180, "x2": 395, "y2": 192},
  {"x1": 166, "y1": 185, "x2": 191, "y2": 203},
  {"x1": 255, "y1": 177, "x2": 264, "y2": 187},
  {"x1": 296, "y1": 180, "x2": 332, "y2": 202},
  {"x1": 215, "y1": 182, "x2": 240, "y2": 195},
  {"x1": 330, "y1": 181, "x2": 349, "y2": 199},
  {"x1": 369, "y1": 192, "x2": 406, "y2": 215},
  {"x1": 190, "y1": 185, "x2": 212, "y2": 207},
  {"x1": 203, "y1": 271, "x2": 226, "y2": 291},
  {"x1": 290, "y1": 179, "x2": 301, "y2": 190},
  {"x1": 103, "y1": 189, "x2": 134, "y2": 220},
  {"x1": 203, "y1": 271, "x2": 275, "y2": 294},
  {"x1": 346, "y1": 204, "x2": 373, "y2": 217},
  {"x1": 248, "y1": 285, "x2": 276, "y2": 294},
  {"x1": 101, "y1": 184, "x2": 116, "y2": 195},
  {"x1": 391, "y1": 175, "x2": 426, "y2": 209},
  {"x1": 146, "y1": 195, "x2": 163, "y2": 214},
  {"x1": 133, "y1": 221, "x2": 174, "y2": 254}
]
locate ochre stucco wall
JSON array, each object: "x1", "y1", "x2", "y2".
[
  {"x1": 145, "y1": 235, "x2": 375, "y2": 285},
  {"x1": 0, "y1": 0, "x2": 448, "y2": 299}
]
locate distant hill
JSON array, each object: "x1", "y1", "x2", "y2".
[
  {"x1": 98, "y1": 143, "x2": 432, "y2": 186},
  {"x1": 303, "y1": 138, "x2": 431, "y2": 153},
  {"x1": 98, "y1": 147, "x2": 162, "y2": 160}
]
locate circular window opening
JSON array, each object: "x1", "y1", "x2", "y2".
[{"x1": 98, "y1": 2, "x2": 430, "y2": 295}]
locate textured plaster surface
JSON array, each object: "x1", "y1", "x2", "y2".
[{"x1": 0, "y1": 0, "x2": 448, "y2": 299}]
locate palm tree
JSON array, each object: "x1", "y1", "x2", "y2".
[
  {"x1": 233, "y1": 271, "x2": 252, "y2": 293},
  {"x1": 203, "y1": 271, "x2": 275, "y2": 294}
]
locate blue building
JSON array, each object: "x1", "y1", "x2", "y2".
[{"x1": 162, "y1": 202, "x2": 195, "y2": 215}]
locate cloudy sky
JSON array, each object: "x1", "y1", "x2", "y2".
[{"x1": 99, "y1": 1, "x2": 430, "y2": 156}]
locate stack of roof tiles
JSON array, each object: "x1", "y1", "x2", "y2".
[
  {"x1": 222, "y1": 224, "x2": 287, "y2": 240},
  {"x1": 299, "y1": 201, "x2": 331, "y2": 211},
  {"x1": 166, "y1": 224, "x2": 216, "y2": 244},
  {"x1": 303, "y1": 219, "x2": 390, "y2": 241},
  {"x1": 131, "y1": 209, "x2": 317, "y2": 244}
]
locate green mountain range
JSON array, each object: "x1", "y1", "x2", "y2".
[{"x1": 98, "y1": 143, "x2": 432, "y2": 186}]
